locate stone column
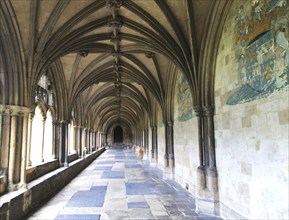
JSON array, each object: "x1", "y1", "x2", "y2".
[
  {"x1": 82, "y1": 128, "x2": 87, "y2": 156},
  {"x1": 8, "y1": 115, "x2": 17, "y2": 190},
  {"x1": 73, "y1": 125, "x2": 78, "y2": 154},
  {"x1": 77, "y1": 127, "x2": 82, "y2": 158},
  {"x1": 1, "y1": 112, "x2": 10, "y2": 182},
  {"x1": 164, "y1": 121, "x2": 174, "y2": 175},
  {"x1": 204, "y1": 107, "x2": 218, "y2": 193},
  {"x1": 26, "y1": 113, "x2": 34, "y2": 166},
  {"x1": 194, "y1": 107, "x2": 206, "y2": 190},
  {"x1": 93, "y1": 131, "x2": 96, "y2": 151},
  {"x1": 58, "y1": 121, "x2": 68, "y2": 166},
  {"x1": 0, "y1": 106, "x2": 31, "y2": 191},
  {"x1": 89, "y1": 129, "x2": 92, "y2": 153},
  {"x1": 20, "y1": 114, "x2": 28, "y2": 188},
  {"x1": 0, "y1": 113, "x2": 2, "y2": 169},
  {"x1": 54, "y1": 121, "x2": 60, "y2": 162},
  {"x1": 64, "y1": 122, "x2": 69, "y2": 167},
  {"x1": 151, "y1": 125, "x2": 158, "y2": 163},
  {"x1": 52, "y1": 121, "x2": 57, "y2": 159},
  {"x1": 40, "y1": 116, "x2": 46, "y2": 162},
  {"x1": 99, "y1": 132, "x2": 102, "y2": 148},
  {"x1": 195, "y1": 106, "x2": 219, "y2": 216},
  {"x1": 96, "y1": 131, "x2": 100, "y2": 149},
  {"x1": 86, "y1": 129, "x2": 90, "y2": 153}
]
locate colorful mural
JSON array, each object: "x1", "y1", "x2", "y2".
[
  {"x1": 176, "y1": 73, "x2": 193, "y2": 121},
  {"x1": 227, "y1": 0, "x2": 289, "y2": 105}
]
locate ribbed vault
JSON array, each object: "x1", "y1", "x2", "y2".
[{"x1": 1, "y1": 0, "x2": 231, "y2": 141}]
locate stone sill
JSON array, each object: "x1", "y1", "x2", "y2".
[
  {"x1": 26, "y1": 160, "x2": 59, "y2": 183},
  {"x1": 0, "y1": 176, "x2": 6, "y2": 195},
  {"x1": 0, "y1": 175, "x2": 5, "y2": 184}
]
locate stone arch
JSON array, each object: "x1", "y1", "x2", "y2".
[
  {"x1": 30, "y1": 105, "x2": 46, "y2": 165},
  {"x1": 0, "y1": 1, "x2": 27, "y2": 106}
]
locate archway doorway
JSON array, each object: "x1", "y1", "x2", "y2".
[{"x1": 114, "y1": 126, "x2": 123, "y2": 143}]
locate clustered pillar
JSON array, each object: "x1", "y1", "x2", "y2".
[
  {"x1": 0, "y1": 105, "x2": 105, "y2": 195},
  {"x1": 151, "y1": 125, "x2": 158, "y2": 163},
  {"x1": 164, "y1": 120, "x2": 174, "y2": 176},
  {"x1": 0, "y1": 105, "x2": 31, "y2": 193},
  {"x1": 58, "y1": 121, "x2": 68, "y2": 167},
  {"x1": 194, "y1": 106, "x2": 219, "y2": 214}
]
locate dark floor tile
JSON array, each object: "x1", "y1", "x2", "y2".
[
  {"x1": 97, "y1": 161, "x2": 115, "y2": 164},
  {"x1": 125, "y1": 163, "x2": 141, "y2": 168},
  {"x1": 101, "y1": 171, "x2": 125, "y2": 179},
  {"x1": 128, "y1": 202, "x2": 150, "y2": 208},
  {"x1": 90, "y1": 185, "x2": 107, "y2": 191},
  {"x1": 66, "y1": 191, "x2": 105, "y2": 207},
  {"x1": 55, "y1": 214, "x2": 100, "y2": 220},
  {"x1": 125, "y1": 182, "x2": 161, "y2": 195},
  {"x1": 94, "y1": 166, "x2": 112, "y2": 171}
]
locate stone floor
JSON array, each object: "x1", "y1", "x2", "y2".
[{"x1": 27, "y1": 147, "x2": 222, "y2": 220}]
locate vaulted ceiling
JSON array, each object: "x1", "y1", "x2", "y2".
[{"x1": 0, "y1": 0, "x2": 231, "y2": 132}]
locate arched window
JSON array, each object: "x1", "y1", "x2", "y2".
[
  {"x1": 68, "y1": 122, "x2": 76, "y2": 154},
  {"x1": 43, "y1": 109, "x2": 53, "y2": 161},
  {"x1": 30, "y1": 105, "x2": 45, "y2": 165},
  {"x1": 114, "y1": 126, "x2": 123, "y2": 143}
]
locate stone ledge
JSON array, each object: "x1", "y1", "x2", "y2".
[
  {"x1": 0, "y1": 176, "x2": 6, "y2": 195},
  {"x1": 26, "y1": 159, "x2": 58, "y2": 183},
  {"x1": 67, "y1": 153, "x2": 78, "y2": 163},
  {"x1": 0, "y1": 148, "x2": 105, "y2": 220}
]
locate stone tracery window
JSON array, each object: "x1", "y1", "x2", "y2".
[
  {"x1": 29, "y1": 75, "x2": 55, "y2": 166},
  {"x1": 43, "y1": 109, "x2": 53, "y2": 161}
]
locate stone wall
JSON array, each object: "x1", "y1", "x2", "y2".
[
  {"x1": 157, "y1": 125, "x2": 165, "y2": 168},
  {"x1": 0, "y1": 148, "x2": 105, "y2": 220},
  {"x1": 26, "y1": 160, "x2": 58, "y2": 183},
  {"x1": 106, "y1": 124, "x2": 132, "y2": 145},
  {"x1": 173, "y1": 70, "x2": 199, "y2": 193},
  {"x1": 174, "y1": 118, "x2": 199, "y2": 193},
  {"x1": 215, "y1": 0, "x2": 289, "y2": 219}
]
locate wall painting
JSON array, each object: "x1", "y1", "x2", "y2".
[
  {"x1": 227, "y1": 0, "x2": 289, "y2": 105},
  {"x1": 176, "y1": 73, "x2": 193, "y2": 122}
]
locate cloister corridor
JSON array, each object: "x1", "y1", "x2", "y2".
[
  {"x1": 25, "y1": 146, "x2": 221, "y2": 220},
  {"x1": 0, "y1": 0, "x2": 288, "y2": 219}
]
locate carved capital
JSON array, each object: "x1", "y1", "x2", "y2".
[
  {"x1": 166, "y1": 121, "x2": 173, "y2": 127},
  {"x1": 52, "y1": 120, "x2": 59, "y2": 126},
  {"x1": 29, "y1": 113, "x2": 35, "y2": 121},
  {"x1": 193, "y1": 107, "x2": 204, "y2": 117},
  {"x1": 0, "y1": 105, "x2": 32, "y2": 116},
  {"x1": 203, "y1": 106, "x2": 215, "y2": 117}
]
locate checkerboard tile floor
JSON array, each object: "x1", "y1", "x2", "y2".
[{"x1": 27, "y1": 148, "x2": 223, "y2": 220}]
